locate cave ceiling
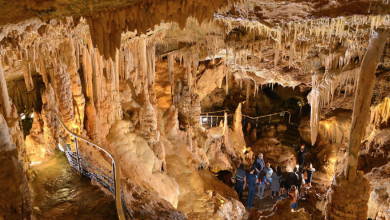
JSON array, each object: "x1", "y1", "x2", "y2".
[{"x1": 1, "y1": 0, "x2": 390, "y2": 90}]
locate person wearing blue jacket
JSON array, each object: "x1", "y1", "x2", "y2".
[
  {"x1": 246, "y1": 166, "x2": 258, "y2": 208},
  {"x1": 253, "y1": 153, "x2": 264, "y2": 176}
]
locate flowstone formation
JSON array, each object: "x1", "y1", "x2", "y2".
[{"x1": 2, "y1": 0, "x2": 390, "y2": 219}]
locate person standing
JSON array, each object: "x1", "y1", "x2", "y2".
[
  {"x1": 294, "y1": 144, "x2": 308, "y2": 168},
  {"x1": 256, "y1": 169, "x2": 266, "y2": 199},
  {"x1": 270, "y1": 166, "x2": 282, "y2": 199},
  {"x1": 296, "y1": 166, "x2": 305, "y2": 196},
  {"x1": 253, "y1": 153, "x2": 264, "y2": 176},
  {"x1": 288, "y1": 185, "x2": 299, "y2": 210},
  {"x1": 265, "y1": 163, "x2": 273, "y2": 189},
  {"x1": 235, "y1": 164, "x2": 246, "y2": 200},
  {"x1": 246, "y1": 166, "x2": 258, "y2": 209},
  {"x1": 285, "y1": 167, "x2": 298, "y2": 191},
  {"x1": 304, "y1": 162, "x2": 316, "y2": 187}
]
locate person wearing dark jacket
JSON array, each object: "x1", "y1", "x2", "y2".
[
  {"x1": 294, "y1": 144, "x2": 308, "y2": 168},
  {"x1": 235, "y1": 164, "x2": 246, "y2": 200},
  {"x1": 285, "y1": 167, "x2": 298, "y2": 191},
  {"x1": 253, "y1": 153, "x2": 264, "y2": 176},
  {"x1": 246, "y1": 166, "x2": 258, "y2": 208}
]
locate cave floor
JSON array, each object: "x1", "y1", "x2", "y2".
[
  {"x1": 240, "y1": 187, "x2": 278, "y2": 219},
  {"x1": 30, "y1": 152, "x2": 118, "y2": 220}
]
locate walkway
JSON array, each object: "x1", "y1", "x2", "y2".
[{"x1": 30, "y1": 153, "x2": 118, "y2": 220}]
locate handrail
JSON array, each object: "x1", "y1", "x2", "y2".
[
  {"x1": 53, "y1": 112, "x2": 126, "y2": 220},
  {"x1": 242, "y1": 111, "x2": 290, "y2": 120},
  {"x1": 200, "y1": 111, "x2": 291, "y2": 124},
  {"x1": 200, "y1": 109, "x2": 230, "y2": 115}
]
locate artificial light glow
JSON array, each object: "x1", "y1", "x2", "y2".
[
  {"x1": 202, "y1": 117, "x2": 208, "y2": 122},
  {"x1": 30, "y1": 161, "x2": 42, "y2": 166},
  {"x1": 58, "y1": 143, "x2": 64, "y2": 152},
  {"x1": 21, "y1": 115, "x2": 25, "y2": 120},
  {"x1": 30, "y1": 113, "x2": 34, "y2": 118},
  {"x1": 325, "y1": 123, "x2": 330, "y2": 129}
]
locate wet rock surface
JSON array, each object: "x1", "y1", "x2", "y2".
[{"x1": 30, "y1": 153, "x2": 117, "y2": 220}]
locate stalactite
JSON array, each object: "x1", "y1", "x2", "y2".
[
  {"x1": 258, "y1": 43, "x2": 262, "y2": 64},
  {"x1": 114, "y1": 49, "x2": 120, "y2": 91},
  {"x1": 186, "y1": 50, "x2": 192, "y2": 91},
  {"x1": 168, "y1": 53, "x2": 175, "y2": 98},
  {"x1": 21, "y1": 53, "x2": 34, "y2": 92},
  {"x1": 225, "y1": 67, "x2": 229, "y2": 94},
  {"x1": 274, "y1": 43, "x2": 279, "y2": 67},
  {"x1": 51, "y1": 61, "x2": 76, "y2": 130},
  {"x1": 245, "y1": 80, "x2": 250, "y2": 112},
  {"x1": 192, "y1": 48, "x2": 198, "y2": 88},
  {"x1": 139, "y1": 38, "x2": 147, "y2": 84},
  {"x1": 38, "y1": 52, "x2": 48, "y2": 86},
  {"x1": 68, "y1": 37, "x2": 86, "y2": 134}
]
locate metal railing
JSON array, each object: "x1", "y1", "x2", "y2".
[
  {"x1": 200, "y1": 110, "x2": 291, "y2": 128},
  {"x1": 53, "y1": 112, "x2": 127, "y2": 220},
  {"x1": 242, "y1": 111, "x2": 291, "y2": 125}
]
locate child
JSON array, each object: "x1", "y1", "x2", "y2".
[
  {"x1": 288, "y1": 185, "x2": 299, "y2": 210},
  {"x1": 265, "y1": 163, "x2": 273, "y2": 189}
]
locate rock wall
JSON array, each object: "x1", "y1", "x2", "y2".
[{"x1": 0, "y1": 114, "x2": 32, "y2": 219}]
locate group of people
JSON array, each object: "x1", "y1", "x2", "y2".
[{"x1": 234, "y1": 144, "x2": 316, "y2": 210}]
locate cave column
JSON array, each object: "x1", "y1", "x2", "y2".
[
  {"x1": 0, "y1": 55, "x2": 11, "y2": 122},
  {"x1": 326, "y1": 29, "x2": 390, "y2": 220},
  {"x1": 347, "y1": 29, "x2": 390, "y2": 181}
]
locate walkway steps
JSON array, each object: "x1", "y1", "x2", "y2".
[{"x1": 281, "y1": 123, "x2": 301, "y2": 147}]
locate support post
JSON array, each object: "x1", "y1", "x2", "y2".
[
  {"x1": 112, "y1": 160, "x2": 117, "y2": 199},
  {"x1": 56, "y1": 117, "x2": 61, "y2": 143},
  {"x1": 75, "y1": 137, "x2": 82, "y2": 174}
]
